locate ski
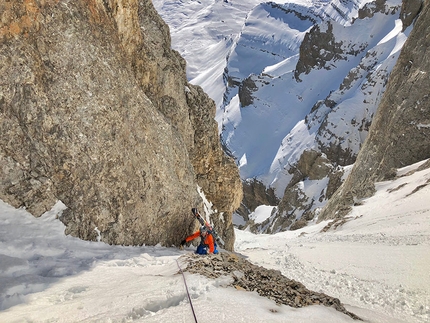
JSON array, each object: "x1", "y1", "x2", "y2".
[{"x1": 191, "y1": 208, "x2": 225, "y2": 246}]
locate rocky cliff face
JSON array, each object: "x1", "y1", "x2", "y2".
[
  {"x1": 320, "y1": 0, "x2": 429, "y2": 221},
  {"x1": 0, "y1": 0, "x2": 242, "y2": 249}
]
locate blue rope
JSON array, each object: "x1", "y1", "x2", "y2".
[{"x1": 176, "y1": 259, "x2": 198, "y2": 323}]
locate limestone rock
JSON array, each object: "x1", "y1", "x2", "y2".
[
  {"x1": 238, "y1": 76, "x2": 258, "y2": 107},
  {"x1": 253, "y1": 150, "x2": 343, "y2": 233},
  {"x1": 235, "y1": 179, "x2": 279, "y2": 226},
  {"x1": 357, "y1": 0, "x2": 393, "y2": 20},
  {"x1": 0, "y1": 0, "x2": 241, "y2": 248},
  {"x1": 294, "y1": 22, "x2": 345, "y2": 82},
  {"x1": 400, "y1": 0, "x2": 423, "y2": 30}
]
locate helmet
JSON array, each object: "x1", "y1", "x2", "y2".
[{"x1": 200, "y1": 226, "x2": 208, "y2": 234}]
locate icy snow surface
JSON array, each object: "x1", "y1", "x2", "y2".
[{"x1": 0, "y1": 160, "x2": 429, "y2": 322}]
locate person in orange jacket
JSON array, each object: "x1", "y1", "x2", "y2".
[{"x1": 181, "y1": 226, "x2": 219, "y2": 255}]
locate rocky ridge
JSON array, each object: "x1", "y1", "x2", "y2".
[{"x1": 182, "y1": 252, "x2": 361, "y2": 320}]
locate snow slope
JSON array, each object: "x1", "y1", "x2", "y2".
[
  {"x1": 152, "y1": 0, "x2": 262, "y2": 111},
  {"x1": 237, "y1": 160, "x2": 430, "y2": 323},
  {"x1": 0, "y1": 201, "x2": 355, "y2": 322},
  {"x1": 1, "y1": 159, "x2": 429, "y2": 322}
]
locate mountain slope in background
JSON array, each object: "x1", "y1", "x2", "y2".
[
  {"x1": 320, "y1": 0, "x2": 430, "y2": 221},
  {"x1": 154, "y1": 0, "x2": 423, "y2": 232}
]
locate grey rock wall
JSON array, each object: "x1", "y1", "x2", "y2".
[{"x1": 0, "y1": 0, "x2": 242, "y2": 249}]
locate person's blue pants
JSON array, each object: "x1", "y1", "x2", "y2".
[
  {"x1": 196, "y1": 244, "x2": 218, "y2": 255},
  {"x1": 196, "y1": 244, "x2": 207, "y2": 255}
]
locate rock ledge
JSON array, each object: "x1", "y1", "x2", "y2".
[{"x1": 182, "y1": 252, "x2": 361, "y2": 320}]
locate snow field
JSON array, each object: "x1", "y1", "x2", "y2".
[
  {"x1": 236, "y1": 160, "x2": 430, "y2": 323},
  {"x1": 0, "y1": 161, "x2": 429, "y2": 322},
  {"x1": 0, "y1": 200, "x2": 358, "y2": 322}
]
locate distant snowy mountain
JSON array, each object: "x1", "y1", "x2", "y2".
[{"x1": 154, "y1": 0, "x2": 412, "y2": 232}]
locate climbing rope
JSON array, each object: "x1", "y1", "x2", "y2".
[{"x1": 176, "y1": 258, "x2": 198, "y2": 323}]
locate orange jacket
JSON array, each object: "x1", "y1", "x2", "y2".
[{"x1": 185, "y1": 230, "x2": 216, "y2": 253}]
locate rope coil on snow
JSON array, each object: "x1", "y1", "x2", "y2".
[{"x1": 176, "y1": 259, "x2": 198, "y2": 323}]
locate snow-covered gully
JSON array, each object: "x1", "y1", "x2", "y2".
[{"x1": 0, "y1": 160, "x2": 429, "y2": 322}]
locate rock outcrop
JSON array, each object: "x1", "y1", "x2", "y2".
[
  {"x1": 235, "y1": 179, "x2": 279, "y2": 227},
  {"x1": 320, "y1": 0, "x2": 429, "y2": 220},
  {"x1": 253, "y1": 150, "x2": 346, "y2": 233},
  {"x1": 182, "y1": 252, "x2": 361, "y2": 320},
  {"x1": 400, "y1": 0, "x2": 423, "y2": 30},
  {"x1": 0, "y1": 0, "x2": 242, "y2": 249},
  {"x1": 294, "y1": 22, "x2": 345, "y2": 82}
]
